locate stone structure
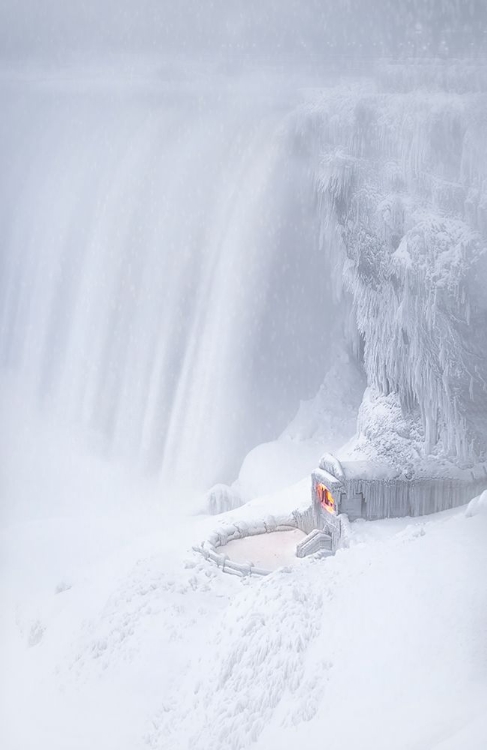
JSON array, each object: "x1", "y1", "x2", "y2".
[
  {"x1": 196, "y1": 453, "x2": 487, "y2": 574},
  {"x1": 312, "y1": 452, "x2": 487, "y2": 524}
]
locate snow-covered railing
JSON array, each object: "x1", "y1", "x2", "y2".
[
  {"x1": 337, "y1": 513, "x2": 352, "y2": 549},
  {"x1": 295, "y1": 529, "x2": 333, "y2": 558},
  {"x1": 193, "y1": 508, "x2": 329, "y2": 578},
  {"x1": 193, "y1": 514, "x2": 297, "y2": 577},
  {"x1": 326, "y1": 512, "x2": 345, "y2": 551},
  {"x1": 342, "y1": 473, "x2": 487, "y2": 521}
]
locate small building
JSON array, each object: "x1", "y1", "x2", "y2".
[{"x1": 312, "y1": 452, "x2": 487, "y2": 526}]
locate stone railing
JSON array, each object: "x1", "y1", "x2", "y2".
[
  {"x1": 193, "y1": 507, "x2": 346, "y2": 577},
  {"x1": 193, "y1": 513, "x2": 299, "y2": 577},
  {"x1": 295, "y1": 529, "x2": 333, "y2": 558}
]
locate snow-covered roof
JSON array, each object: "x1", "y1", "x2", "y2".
[
  {"x1": 312, "y1": 467, "x2": 344, "y2": 489},
  {"x1": 339, "y1": 461, "x2": 401, "y2": 482},
  {"x1": 316, "y1": 453, "x2": 400, "y2": 483},
  {"x1": 314, "y1": 456, "x2": 487, "y2": 484}
]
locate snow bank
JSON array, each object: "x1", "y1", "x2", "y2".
[
  {"x1": 2, "y1": 439, "x2": 486, "y2": 750},
  {"x1": 466, "y1": 489, "x2": 487, "y2": 518},
  {"x1": 202, "y1": 347, "x2": 365, "y2": 514}
]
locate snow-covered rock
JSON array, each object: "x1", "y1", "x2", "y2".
[{"x1": 466, "y1": 489, "x2": 487, "y2": 518}]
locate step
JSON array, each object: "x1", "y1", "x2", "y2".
[{"x1": 296, "y1": 529, "x2": 333, "y2": 558}]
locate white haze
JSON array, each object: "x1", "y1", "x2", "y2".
[
  {"x1": 0, "y1": 64, "x2": 341, "y2": 505},
  {"x1": 1, "y1": 3, "x2": 487, "y2": 750}
]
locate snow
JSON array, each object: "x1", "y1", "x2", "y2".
[
  {"x1": 2, "y1": 447, "x2": 487, "y2": 750},
  {"x1": 150, "y1": 503, "x2": 487, "y2": 750},
  {"x1": 466, "y1": 489, "x2": 487, "y2": 518},
  {"x1": 203, "y1": 346, "x2": 365, "y2": 513},
  {"x1": 222, "y1": 528, "x2": 305, "y2": 570}
]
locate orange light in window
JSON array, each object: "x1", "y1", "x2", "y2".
[{"x1": 317, "y1": 483, "x2": 336, "y2": 514}]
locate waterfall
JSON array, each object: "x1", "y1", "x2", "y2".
[
  {"x1": 2, "y1": 60, "x2": 486, "y2": 509},
  {"x1": 0, "y1": 67, "x2": 334, "y2": 494}
]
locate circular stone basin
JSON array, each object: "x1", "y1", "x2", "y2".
[{"x1": 222, "y1": 528, "x2": 306, "y2": 571}]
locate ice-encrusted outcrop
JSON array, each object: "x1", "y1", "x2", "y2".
[
  {"x1": 305, "y1": 65, "x2": 487, "y2": 466},
  {"x1": 466, "y1": 489, "x2": 487, "y2": 518}
]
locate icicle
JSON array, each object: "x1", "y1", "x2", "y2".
[{"x1": 313, "y1": 79, "x2": 487, "y2": 465}]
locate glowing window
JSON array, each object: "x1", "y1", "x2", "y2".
[{"x1": 317, "y1": 483, "x2": 336, "y2": 513}]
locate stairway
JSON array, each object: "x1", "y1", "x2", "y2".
[{"x1": 296, "y1": 528, "x2": 333, "y2": 558}]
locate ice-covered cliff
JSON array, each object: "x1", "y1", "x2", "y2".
[{"x1": 304, "y1": 61, "x2": 487, "y2": 467}]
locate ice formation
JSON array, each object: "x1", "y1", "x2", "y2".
[{"x1": 304, "y1": 64, "x2": 487, "y2": 467}]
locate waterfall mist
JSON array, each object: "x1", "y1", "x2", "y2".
[
  {"x1": 0, "y1": 67, "x2": 338, "y2": 508},
  {"x1": 1, "y1": 1, "x2": 487, "y2": 515}
]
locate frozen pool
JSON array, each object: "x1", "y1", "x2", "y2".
[{"x1": 222, "y1": 528, "x2": 306, "y2": 571}]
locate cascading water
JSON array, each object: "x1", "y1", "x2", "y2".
[
  {"x1": 2, "y1": 59, "x2": 487, "y2": 515},
  {"x1": 0, "y1": 67, "x2": 335, "y2": 495}
]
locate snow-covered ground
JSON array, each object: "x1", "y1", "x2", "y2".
[{"x1": 2, "y1": 439, "x2": 486, "y2": 750}]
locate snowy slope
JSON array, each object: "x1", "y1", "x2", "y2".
[
  {"x1": 149, "y1": 501, "x2": 487, "y2": 750},
  {"x1": 2, "y1": 489, "x2": 486, "y2": 750}
]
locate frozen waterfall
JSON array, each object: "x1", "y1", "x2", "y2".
[{"x1": 308, "y1": 61, "x2": 487, "y2": 467}]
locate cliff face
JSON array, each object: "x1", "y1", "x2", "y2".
[{"x1": 306, "y1": 64, "x2": 487, "y2": 466}]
